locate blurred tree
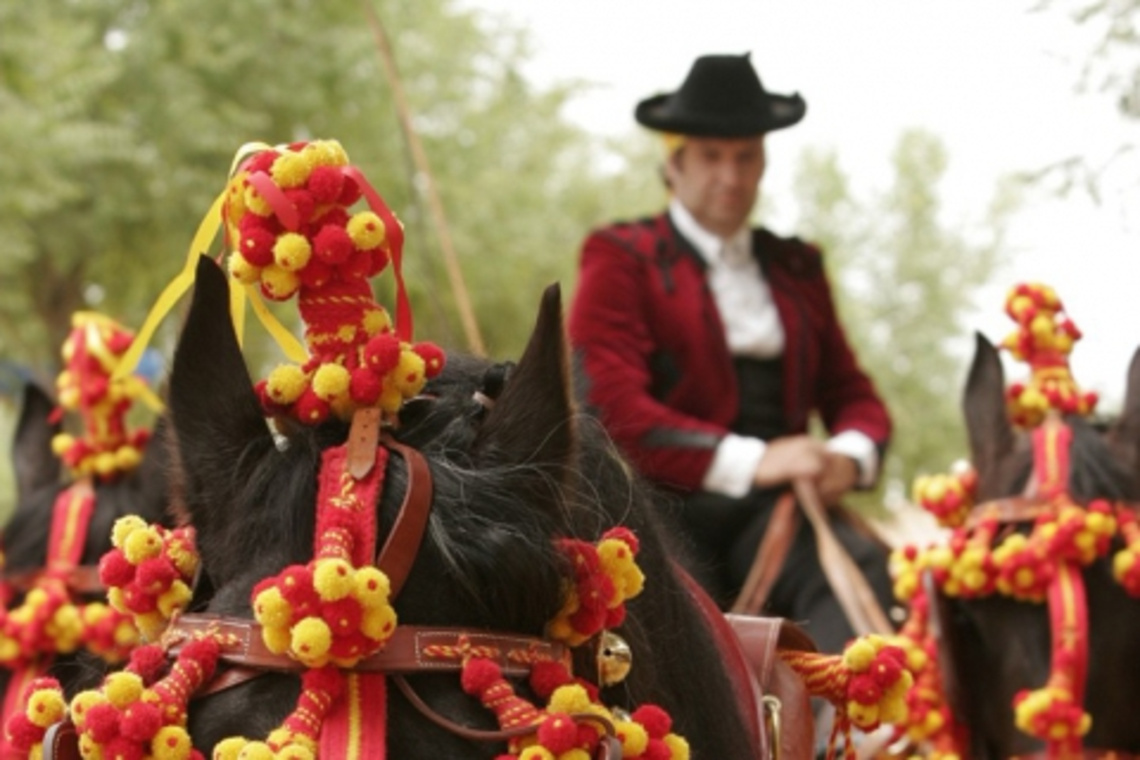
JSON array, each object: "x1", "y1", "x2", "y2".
[
  {"x1": 0, "y1": 0, "x2": 650, "y2": 374},
  {"x1": 1030, "y1": 0, "x2": 1138, "y2": 198},
  {"x1": 787, "y1": 130, "x2": 1016, "y2": 503}
]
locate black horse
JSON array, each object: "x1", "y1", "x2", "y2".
[
  {"x1": 167, "y1": 256, "x2": 756, "y2": 757},
  {"x1": 2, "y1": 381, "x2": 170, "y2": 702},
  {"x1": 941, "y1": 333, "x2": 1140, "y2": 758}
]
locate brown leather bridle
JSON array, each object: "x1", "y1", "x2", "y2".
[{"x1": 163, "y1": 408, "x2": 623, "y2": 757}]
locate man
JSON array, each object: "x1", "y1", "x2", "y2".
[{"x1": 567, "y1": 53, "x2": 894, "y2": 654}]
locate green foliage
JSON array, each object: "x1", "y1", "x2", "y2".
[{"x1": 788, "y1": 130, "x2": 1016, "y2": 500}]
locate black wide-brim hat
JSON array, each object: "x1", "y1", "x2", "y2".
[{"x1": 635, "y1": 53, "x2": 806, "y2": 137}]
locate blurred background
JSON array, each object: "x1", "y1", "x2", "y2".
[{"x1": 0, "y1": 0, "x2": 1136, "y2": 521}]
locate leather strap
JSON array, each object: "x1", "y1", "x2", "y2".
[
  {"x1": 42, "y1": 719, "x2": 80, "y2": 760},
  {"x1": 167, "y1": 614, "x2": 570, "y2": 677},
  {"x1": 966, "y1": 496, "x2": 1051, "y2": 528},
  {"x1": 375, "y1": 437, "x2": 433, "y2": 599},
  {"x1": 347, "y1": 407, "x2": 383, "y2": 480},
  {"x1": 793, "y1": 478, "x2": 893, "y2": 636},
  {"x1": 732, "y1": 492, "x2": 799, "y2": 615}
]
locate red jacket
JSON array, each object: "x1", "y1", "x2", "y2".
[{"x1": 567, "y1": 213, "x2": 891, "y2": 492}]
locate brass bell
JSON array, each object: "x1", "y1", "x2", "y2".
[{"x1": 596, "y1": 630, "x2": 632, "y2": 686}]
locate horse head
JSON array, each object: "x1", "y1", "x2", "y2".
[
  {"x1": 945, "y1": 332, "x2": 1140, "y2": 757},
  {"x1": 167, "y1": 256, "x2": 753, "y2": 757}
]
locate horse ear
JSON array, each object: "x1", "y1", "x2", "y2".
[
  {"x1": 168, "y1": 256, "x2": 271, "y2": 528},
  {"x1": 963, "y1": 331, "x2": 1014, "y2": 471},
  {"x1": 12, "y1": 382, "x2": 61, "y2": 501},
  {"x1": 1110, "y1": 345, "x2": 1140, "y2": 464},
  {"x1": 474, "y1": 283, "x2": 576, "y2": 472}
]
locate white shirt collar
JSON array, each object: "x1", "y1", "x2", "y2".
[{"x1": 668, "y1": 198, "x2": 752, "y2": 266}]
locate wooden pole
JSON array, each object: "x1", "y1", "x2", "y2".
[{"x1": 361, "y1": 0, "x2": 486, "y2": 356}]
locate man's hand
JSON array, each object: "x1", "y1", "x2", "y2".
[
  {"x1": 753, "y1": 435, "x2": 827, "y2": 488},
  {"x1": 817, "y1": 452, "x2": 858, "y2": 507}
]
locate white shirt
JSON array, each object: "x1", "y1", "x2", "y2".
[{"x1": 668, "y1": 199, "x2": 878, "y2": 497}]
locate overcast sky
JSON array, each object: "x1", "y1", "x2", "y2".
[{"x1": 460, "y1": 0, "x2": 1140, "y2": 409}]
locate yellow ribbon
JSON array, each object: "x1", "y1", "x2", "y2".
[{"x1": 114, "y1": 141, "x2": 312, "y2": 381}]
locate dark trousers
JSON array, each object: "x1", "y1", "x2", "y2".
[{"x1": 677, "y1": 488, "x2": 895, "y2": 654}]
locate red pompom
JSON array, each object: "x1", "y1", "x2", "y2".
[
  {"x1": 537, "y1": 713, "x2": 579, "y2": 754},
  {"x1": 321, "y1": 597, "x2": 364, "y2": 637},
  {"x1": 120, "y1": 583, "x2": 158, "y2": 614},
  {"x1": 298, "y1": 258, "x2": 333, "y2": 290},
  {"x1": 119, "y1": 701, "x2": 162, "y2": 741},
  {"x1": 5, "y1": 715, "x2": 42, "y2": 750},
  {"x1": 414, "y1": 343, "x2": 445, "y2": 378},
  {"x1": 293, "y1": 388, "x2": 331, "y2": 426},
  {"x1": 642, "y1": 738, "x2": 673, "y2": 760},
  {"x1": 631, "y1": 704, "x2": 672, "y2": 737},
  {"x1": 848, "y1": 673, "x2": 883, "y2": 705},
  {"x1": 460, "y1": 658, "x2": 502, "y2": 695},
  {"x1": 135, "y1": 557, "x2": 177, "y2": 592},
  {"x1": 99, "y1": 549, "x2": 136, "y2": 587},
  {"x1": 529, "y1": 661, "x2": 572, "y2": 699},
  {"x1": 128, "y1": 645, "x2": 168, "y2": 683},
  {"x1": 243, "y1": 151, "x2": 280, "y2": 175},
  {"x1": 283, "y1": 189, "x2": 316, "y2": 226},
  {"x1": 84, "y1": 702, "x2": 121, "y2": 743},
  {"x1": 349, "y1": 368, "x2": 382, "y2": 405},
  {"x1": 338, "y1": 176, "x2": 362, "y2": 206},
  {"x1": 313, "y1": 224, "x2": 355, "y2": 266},
  {"x1": 307, "y1": 165, "x2": 345, "y2": 205},
  {"x1": 240, "y1": 227, "x2": 277, "y2": 267},
  {"x1": 101, "y1": 736, "x2": 146, "y2": 760},
  {"x1": 339, "y1": 250, "x2": 373, "y2": 282},
  {"x1": 364, "y1": 334, "x2": 401, "y2": 375},
  {"x1": 312, "y1": 207, "x2": 350, "y2": 231},
  {"x1": 368, "y1": 247, "x2": 390, "y2": 276}
]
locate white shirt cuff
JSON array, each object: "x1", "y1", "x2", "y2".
[
  {"x1": 701, "y1": 434, "x2": 766, "y2": 498},
  {"x1": 826, "y1": 430, "x2": 879, "y2": 488}
]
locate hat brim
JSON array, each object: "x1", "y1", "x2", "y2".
[{"x1": 634, "y1": 91, "x2": 806, "y2": 137}]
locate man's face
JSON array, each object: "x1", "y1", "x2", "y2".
[{"x1": 665, "y1": 135, "x2": 766, "y2": 238}]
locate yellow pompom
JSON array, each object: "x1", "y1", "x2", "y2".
[
  {"x1": 59, "y1": 387, "x2": 80, "y2": 409},
  {"x1": 271, "y1": 151, "x2": 313, "y2": 190},
  {"x1": 391, "y1": 350, "x2": 426, "y2": 396},
  {"x1": 236, "y1": 741, "x2": 275, "y2": 760},
  {"x1": 150, "y1": 725, "x2": 193, "y2": 760},
  {"x1": 616, "y1": 720, "x2": 649, "y2": 756},
  {"x1": 262, "y1": 624, "x2": 292, "y2": 655},
  {"x1": 51, "y1": 433, "x2": 74, "y2": 457},
  {"x1": 519, "y1": 748, "x2": 556, "y2": 760},
  {"x1": 77, "y1": 733, "x2": 104, "y2": 760},
  {"x1": 843, "y1": 638, "x2": 877, "y2": 671},
  {"x1": 847, "y1": 699, "x2": 880, "y2": 729},
  {"x1": 259, "y1": 264, "x2": 301, "y2": 301},
  {"x1": 104, "y1": 671, "x2": 145, "y2": 709},
  {"x1": 313, "y1": 558, "x2": 355, "y2": 601},
  {"x1": 114, "y1": 445, "x2": 142, "y2": 472},
  {"x1": 353, "y1": 566, "x2": 392, "y2": 609},
  {"x1": 314, "y1": 140, "x2": 349, "y2": 167},
  {"x1": 347, "y1": 211, "x2": 386, "y2": 250},
  {"x1": 158, "y1": 580, "x2": 192, "y2": 617},
  {"x1": 69, "y1": 690, "x2": 104, "y2": 729},
  {"x1": 290, "y1": 617, "x2": 332, "y2": 665},
  {"x1": 360, "y1": 604, "x2": 397, "y2": 642},
  {"x1": 228, "y1": 254, "x2": 262, "y2": 285},
  {"x1": 663, "y1": 733, "x2": 691, "y2": 760},
  {"x1": 273, "y1": 233, "x2": 313, "y2": 272},
  {"x1": 26, "y1": 688, "x2": 66, "y2": 728},
  {"x1": 362, "y1": 306, "x2": 392, "y2": 337},
  {"x1": 548, "y1": 684, "x2": 591, "y2": 714},
  {"x1": 312, "y1": 363, "x2": 351, "y2": 402},
  {"x1": 243, "y1": 186, "x2": 273, "y2": 217},
  {"x1": 266, "y1": 365, "x2": 309, "y2": 405},
  {"x1": 212, "y1": 738, "x2": 247, "y2": 760},
  {"x1": 111, "y1": 516, "x2": 147, "y2": 549},
  {"x1": 94, "y1": 452, "x2": 118, "y2": 476},
  {"x1": 253, "y1": 587, "x2": 293, "y2": 628},
  {"x1": 123, "y1": 527, "x2": 163, "y2": 564}
]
